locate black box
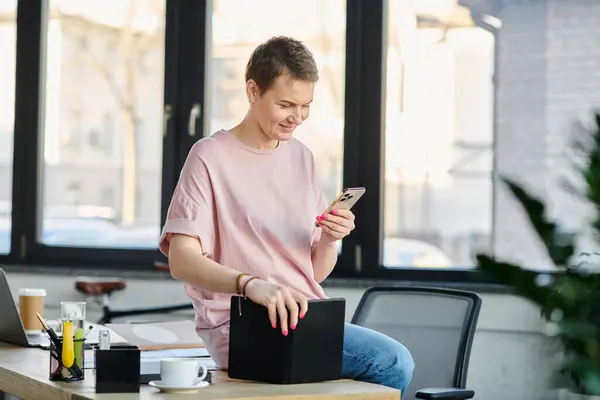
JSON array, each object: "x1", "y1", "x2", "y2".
[
  {"x1": 95, "y1": 344, "x2": 141, "y2": 393},
  {"x1": 228, "y1": 296, "x2": 345, "y2": 384}
]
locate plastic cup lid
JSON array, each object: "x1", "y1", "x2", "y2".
[{"x1": 18, "y1": 288, "x2": 47, "y2": 296}]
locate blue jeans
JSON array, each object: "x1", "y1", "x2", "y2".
[{"x1": 342, "y1": 323, "x2": 415, "y2": 397}]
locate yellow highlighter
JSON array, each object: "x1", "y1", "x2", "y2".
[{"x1": 61, "y1": 320, "x2": 74, "y2": 368}]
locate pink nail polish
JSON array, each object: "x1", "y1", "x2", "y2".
[
  {"x1": 283, "y1": 330, "x2": 288, "y2": 336},
  {"x1": 321, "y1": 214, "x2": 328, "y2": 219},
  {"x1": 331, "y1": 209, "x2": 338, "y2": 215},
  {"x1": 300, "y1": 313, "x2": 305, "y2": 319},
  {"x1": 272, "y1": 323, "x2": 277, "y2": 329},
  {"x1": 291, "y1": 324, "x2": 296, "y2": 330},
  {"x1": 316, "y1": 216, "x2": 323, "y2": 221}
]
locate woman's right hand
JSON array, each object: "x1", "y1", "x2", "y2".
[{"x1": 244, "y1": 279, "x2": 308, "y2": 336}]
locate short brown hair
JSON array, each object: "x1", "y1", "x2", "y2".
[{"x1": 245, "y1": 36, "x2": 319, "y2": 92}]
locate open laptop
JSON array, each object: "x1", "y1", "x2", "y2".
[
  {"x1": 0, "y1": 267, "x2": 109, "y2": 348},
  {"x1": 0, "y1": 267, "x2": 53, "y2": 348}
]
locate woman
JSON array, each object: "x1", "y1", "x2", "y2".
[{"x1": 159, "y1": 36, "x2": 415, "y2": 394}]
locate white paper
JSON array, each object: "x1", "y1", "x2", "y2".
[
  {"x1": 140, "y1": 348, "x2": 209, "y2": 358},
  {"x1": 105, "y1": 320, "x2": 203, "y2": 349}
]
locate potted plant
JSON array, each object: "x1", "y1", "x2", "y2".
[{"x1": 475, "y1": 113, "x2": 600, "y2": 400}]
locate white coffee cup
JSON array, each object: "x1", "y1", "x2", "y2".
[{"x1": 160, "y1": 358, "x2": 208, "y2": 387}]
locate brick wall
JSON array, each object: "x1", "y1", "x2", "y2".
[
  {"x1": 545, "y1": 0, "x2": 600, "y2": 252},
  {"x1": 493, "y1": 0, "x2": 600, "y2": 268}
]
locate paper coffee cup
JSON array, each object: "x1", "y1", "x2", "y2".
[{"x1": 19, "y1": 288, "x2": 47, "y2": 334}]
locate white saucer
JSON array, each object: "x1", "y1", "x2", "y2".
[{"x1": 148, "y1": 379, "x2": 209, "y2": 393}]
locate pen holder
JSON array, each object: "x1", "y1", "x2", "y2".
[
  {"x1": 49, "y1": 337, "x2": 86, "y2": 381},
  {"x1": 95, "y1": 344, "x2": 141, "y2": 393}
]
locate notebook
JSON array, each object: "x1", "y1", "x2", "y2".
[
  {"x1": 105, "y1": 320, "x2": 205, "y2": 350},
  {"x1": 228, "y1": 296, "x2": 345, "y2": 384}
]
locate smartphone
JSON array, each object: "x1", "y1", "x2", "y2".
[{"x1": 316, "y1": 187, "x2": 366, "y2": 226}]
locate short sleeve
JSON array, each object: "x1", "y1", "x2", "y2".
[{"x1": 158, "y1": 144, "x2": 215, "y2": 257}]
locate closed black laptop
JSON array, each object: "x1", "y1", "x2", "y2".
[{"x1": 228, "y1": 296, "x2": 345, "y2": 384}]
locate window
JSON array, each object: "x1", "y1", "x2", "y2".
[
  {"x1": 383, "y1": 0, "x2": 494, "y2": 269},
  {"x1": 381, "y1": 0, "x2": 600, "y2": 274},
  {"x1": 62, "y1": 109, "x2": 83, "y2": 151},
  {"x1": 99, "y1": 186, "x2": 115, "y2": 208},
  {"x1": 207, "y1": 0, "x2": 346, "y2": 204},
  {"x1": 6, "y1": 0, "x2": 595, "y2": 280},
  {"x1": 40, "y1": 0, "x2": 166, "y2": 249},
  {"x1": 0, "y1": 0, "x2": 16, "y2": 255},
  {"x1": 102, "y1": 112, "x2": 114, "y2": 157},
  {"x1": 87, "y1": 129, "x2": 103, "y2": 150}
]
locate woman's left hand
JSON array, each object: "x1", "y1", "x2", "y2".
[{"x1": 316, "y1": 209, "x2": 355, "y2": 242}]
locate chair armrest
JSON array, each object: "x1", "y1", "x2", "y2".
[{"x1": 415, "y1": 387, "x2": 475, "y2": 400}]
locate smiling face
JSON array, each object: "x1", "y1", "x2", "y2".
[{"x1": 247, "y1": 72, "x2": 314, "y2": 141}]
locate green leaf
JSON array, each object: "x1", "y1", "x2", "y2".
[
  {"x1": 501, "y1": 177, "x2": 575, "y2": 266},
  {"x1": 562, "y1": 354, "x2": 600, "y2": 395},
  {"x1": 556, "y1": 320, "x2": 599, "y2": 340},
  {"x1": 475, "y1": 254, "x2": 551, "y2": 306},
  {"x1": 585, "y1": 113, "x2": 600, "y2": 239}
]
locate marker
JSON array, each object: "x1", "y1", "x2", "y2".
[
  {"x1": 61, "y1": 320, "x2": 74, "y2": 368},
  {"x1": 74, "y1": 327, "x2": 85, "y2": 368},
  {"x1": 83, "y1": 325, "x2": 93, "y2": 338}
]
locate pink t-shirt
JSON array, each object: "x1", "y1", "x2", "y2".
[{"x1": 158, "y1": 129, "x2": 329, "y2": 369}]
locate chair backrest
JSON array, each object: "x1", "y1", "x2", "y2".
[{"x1": 351, "y1": 286, "x2": 481, "y2": 400}]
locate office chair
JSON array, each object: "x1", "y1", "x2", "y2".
[{"x1": 351, "y1": 286, "x2": 481, "y2": 400}]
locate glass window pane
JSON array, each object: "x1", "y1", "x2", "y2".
[
  {"x1": 0, "y1": 1, "x2": 16, "y2": 255},
  {"x1": 383, "y1": 1, "x2": 494, "y2": 268},
  {"x1": 41, "y1": 0, "x2": 166, "y2": 248},
  {"x1": 484, "y1": 1, "x2": 598, "y2": 270},
  {"x1": 207, "y1": 0, "x2": 346, "y2": 205}
]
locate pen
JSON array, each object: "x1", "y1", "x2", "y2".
[
  {"x1": 36, "y1": 312, "x2": 62, "y2": 351},
  {"x1": 83, "y1": 325, "x2": 93, "y2": 338}
]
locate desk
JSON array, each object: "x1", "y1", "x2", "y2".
[{"x1": 0, "y1": 344, "x2": 400, "y2": 400}]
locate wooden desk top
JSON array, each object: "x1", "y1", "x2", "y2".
[{"x1": 0, "y1": 343, "x2": 400, "y2": 400}]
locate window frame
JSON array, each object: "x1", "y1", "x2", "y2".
[
  {"x1": 1, "y1": 0, "x2": 501, "y2": 285},
  {"x1": 333, "y1": 0, "x2": 501, "y2": 283},
  {"x1": 4, "y1": 0, "x2": 185, "y2": 269}
]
